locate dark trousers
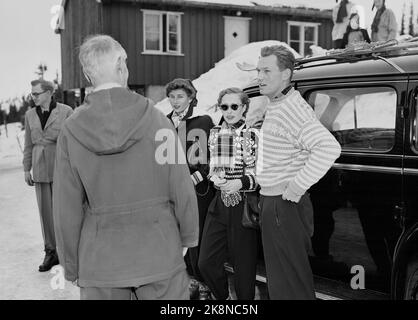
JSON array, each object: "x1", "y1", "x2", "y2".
[
  {"x1": 185, "y1": 183, "x2": 215, "y2": 282},
  {"x1": 198, "y1": 192, "x2": 258, "y2": 300},
  {"x1": 260, "y1": 194, "x2": 315, "y2": 300}
]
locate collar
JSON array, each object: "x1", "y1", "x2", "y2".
[
  {"x1": 37, "y1": 99, "x2": 57, "y2": 113},
  {"x1": 93, "y1": 83, "x2": 122, "y2": 92},
  {"x1": 220, "y1": 118, "x2": 246, "y2": 131},
  {"x1": 168, "y1": 104, "x2": 196, "y2": 121},
  {"x1": 173, "y1": 107, "x2": 190, "y2": 118},
  {"x1": 270, "y1": 86, "x2": 294, "y2": 103}
]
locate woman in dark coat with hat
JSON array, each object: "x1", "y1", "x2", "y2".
[{"x1": 166, "y1": 78, "x2": 215, "y2": 299}]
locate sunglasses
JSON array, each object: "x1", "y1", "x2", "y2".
[
  {"x1": 31, "y1": 90, "x2": 47, "y2": 98},
  {"x1": 219, "y1": 103, "x2": 242, "y2": 111}
]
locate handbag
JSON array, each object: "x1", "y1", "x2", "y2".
[
  {"x1": 242, "y1": 191, "x2": 260, "y2": 229},
  {"x1": 241, "y1": 127, "x2": 261, "y2": 229}
]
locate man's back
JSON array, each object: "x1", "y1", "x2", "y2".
[{"x1": 53, "y1": 87, "x2": 199, "y2": 288}]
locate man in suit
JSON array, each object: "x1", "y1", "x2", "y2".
[{"x1": 23, "y1": 79, "x2": 73, "y2": 272}]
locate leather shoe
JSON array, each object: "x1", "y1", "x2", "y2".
[{"x1": 39, "y1": 249, "x2": 59, "y2": 272}]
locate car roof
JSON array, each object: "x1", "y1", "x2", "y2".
[
  {"x1": 293, "y1": 53, "x2": 418, "y2": 82},
  {"x1": 292, "y1": 39, "x2": 418, "y2": 82}
]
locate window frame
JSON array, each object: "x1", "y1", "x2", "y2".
[
  {"x1": 411, "y1": 89, "x2": 418, "y2": 154},
  {"x1": 287, "y1": 21, "x2": 320, "y2": 57},
  {"x1": 307, "y1": 85, "x2": 398, "y2": 154},
  {"x1": 141, "y1": 9, "x2": 183, "y2": 56}
]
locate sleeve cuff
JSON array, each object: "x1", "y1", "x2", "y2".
[
  {"x1": 240, "y1": 175, "x2": 251, "y2": 190},
  {"x1": 287, "y1": 180, "x2": 306, "y2": 196},
  {"x1": 284, "y1": 180, "x2": 306, "y2": 202},
  {"x1": 181, "y1": 236, "x2": 199, "y2": 248},
  {"x1": 191, "y1": 171, "x2": 204, "y2": 186},
  {"x1": 282, "y1": 188, "x2": 302, "y2": 203}
]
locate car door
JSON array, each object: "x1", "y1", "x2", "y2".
[
  {"x1": 298, "y1": 78, "x2": 408, "y2": 296},
  {"x1": 391, "y1": 78, "x2": 418, "y2": 300},
  {"x1": 403, "y1": 79, "x2": 418, "y2": 223}
]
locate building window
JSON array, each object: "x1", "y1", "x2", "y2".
[
  {"x1": 287, "y1": 21, "x2": 320, "y2": 57},
  {"x1": 142, "y1": 10, "x2": 182, "y2": 55},
  {"x1": 308, "y1": 87, "x2": 397, "y2": 152}
]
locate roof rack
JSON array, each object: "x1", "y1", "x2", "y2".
[{"x1": 295, "y1": 37, "x2": 418, "y2": 68}]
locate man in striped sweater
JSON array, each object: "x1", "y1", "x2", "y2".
[{"x1": 255, "y1": 45, "x2": 341, "y2": 300}]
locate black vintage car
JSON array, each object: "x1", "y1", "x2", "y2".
[{"x1": 243, "y1": 41, "x2": 418, "y2": 300}]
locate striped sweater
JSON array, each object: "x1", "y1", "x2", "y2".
[{"x1": 256, "y1": 88, "x2": 341, "y2": 201}]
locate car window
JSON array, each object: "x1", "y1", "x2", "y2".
[{"x1": 308, "y1": 87, "x2": 397, "y2": 152}]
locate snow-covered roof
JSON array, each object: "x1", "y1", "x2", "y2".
[
  {"x1": 101, "y1": 0, "x2": 332, "y2": 18},
  {"x1": 187, "y1": 0, "x2": 332, "y2": 11}
]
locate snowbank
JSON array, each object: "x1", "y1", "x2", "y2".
[
  {"x1": 155, "y1": 41, "x2": 301, "y2": 125},
  {"x1": 0, "y1": 123, "x2": 24, "y2": 170}
]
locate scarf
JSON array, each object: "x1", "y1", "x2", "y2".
[
  {"x1": 336, "y1": 0, "x2": 349, "y2": 23},
  {"x1": 171, "y1": 107, "x2": 189, "y2": 128},
  {"x1": 210, "y1": 119, "x2": 245, "y2": 169},
  {"x1": 371, "y1": 4, "x2": 386, "y2": 33},
  {"x1": 211, "y1": 118, "x2": 246, "y2": 207},
  {"x1": 170, "y1": 95, "x2": 198, "y2": 128},
  {"x1": 36, "y1": 99, "x2": 57, "y2": 130}
]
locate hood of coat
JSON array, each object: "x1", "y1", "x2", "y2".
[{"x1": 66, "y1": 87, "x2": 154, "y2": 155}]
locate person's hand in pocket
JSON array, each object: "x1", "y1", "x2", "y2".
[{"x1": 282, "y1": 188, "x2": 301, "y2": 203}]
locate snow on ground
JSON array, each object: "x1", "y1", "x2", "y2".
[
  {"x1": 0, "y1": 123, "x2": 79, "y2": 299},
  {"x1": 155, "y1": 40, "x2": 301, "y2": 125},
  {"x1": 0, "y1": 123, "x2": 25, "y2": 171}
]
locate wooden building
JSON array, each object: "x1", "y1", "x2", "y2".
[{"x1": 55, "y1": 0, "x2": 333, "y2": 105}]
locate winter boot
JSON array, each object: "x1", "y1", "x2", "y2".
[{"x1": 39, "y1": 249, "x2": 59, "y2": 272}]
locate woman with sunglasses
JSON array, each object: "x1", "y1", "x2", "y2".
[
  {"x1": 198, "y1": 87, "x2": 261, "y2": 300},
  {"x1": 166, "y1": 78, "x2": 215, "y2": 300}
]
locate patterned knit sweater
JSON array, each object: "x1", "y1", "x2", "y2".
[
  {"x1": 256, "y1": 88, "x2": 341, "y2": 201},
  {"x1": 208, "y1": 121, "x2": 262, "y2": 192}
]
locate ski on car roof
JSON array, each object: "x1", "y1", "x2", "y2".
[{"x1": 295, "y1": 37, "x2": 418, "y2": 74}]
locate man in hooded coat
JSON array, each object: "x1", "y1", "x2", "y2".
[{"x1": 53, "y1": 35, "x2": 199, "y2": 300}]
